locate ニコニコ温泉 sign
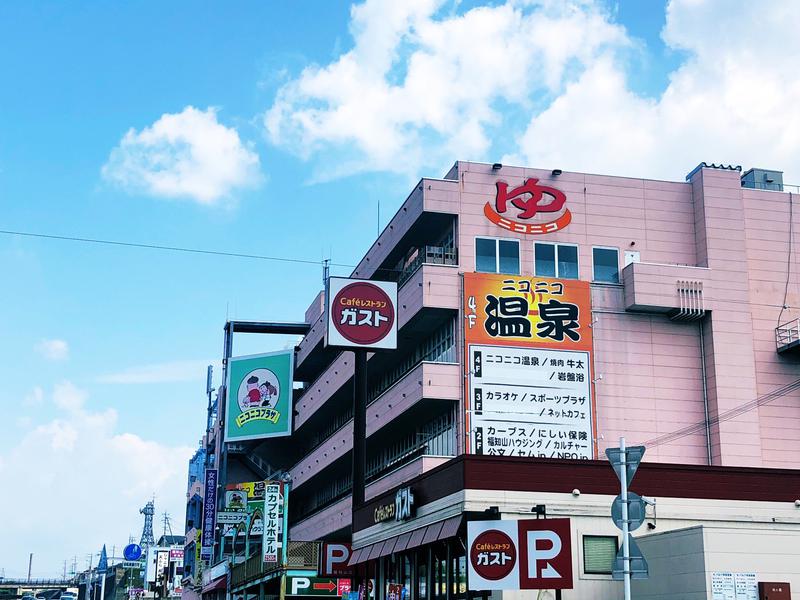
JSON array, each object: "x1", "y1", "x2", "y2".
[{"x1": 463, "y1": 274, "x2": 596, "y2": 459}]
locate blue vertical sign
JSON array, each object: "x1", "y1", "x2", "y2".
[
  {"x1": 98, "y1": 545, "x2": 108, "y2": 574},
  {"x1": 201, "y1": 468, "x2": 218, "y2": 560}
]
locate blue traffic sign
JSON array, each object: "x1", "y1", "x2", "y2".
[{"x1": 123, "y1": 543, "x2": 143, "y2": 561}]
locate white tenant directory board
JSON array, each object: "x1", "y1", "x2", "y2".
[
  {"x1": 468, "y1": 345, "x2": 592, "y2": 459},
  {"x1": 712, "y1": 572, "x2": 757, "y2": 600}
]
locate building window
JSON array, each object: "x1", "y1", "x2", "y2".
[
  {"x1": 583, "y1": 535, "x2": 618, "y2": 575},
  {"x1": 534, "y1": 242, "x2": 578, "y2": 279},
  {"x1": 592, "y1": 247, "x2": 620, "y2": 283},
  {"x1": 476, "y1": 238, "x2": 520, "y2": 274}
]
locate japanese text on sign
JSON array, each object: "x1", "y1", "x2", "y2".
[
  {"x1": 464, "y1": 274, "x2": 595, "y2": 458},
  {"x1": 201, "y1": 469, "x2": 218, "y2": 553},
  {"x1": 262, "y1": 482, "x2": 283, "y2": 563},
  {"x1": 469, "y1": 345, "x2": 592, "y2": 459},
  {"x1": 326, "y1": 278, "x2": 398, "y2": 350}
]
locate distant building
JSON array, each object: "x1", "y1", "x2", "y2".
[{"x1": 181, "y1": 444, "x2": 206, "y2": 600}]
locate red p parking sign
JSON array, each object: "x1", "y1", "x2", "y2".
[{"x1": 467, "y1": 518, "x2": 573, "y2": 591}]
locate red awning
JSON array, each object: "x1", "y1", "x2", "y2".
[
  {"x1": 422, "y1": 520, "x2": 444, "y2": 545},
  {"x1": 368, "y1": 542, "x2": 384, "y2": 560},
  {"x1": 439, "y1": 516, "x2": 462, "y2": 539},
  {"x1": 407, "y1": 527, "x2": 427, "y2": 551},
  {"x1": 350, "y1": 516, "x2": 463, "y2": 564},
  {"x1": 347, "y1": 548, "x2": 364, "y2": 566},
  {"x1": 379, "y1": 538, "x2": 397, "y2": 557},
  {"x1": 201, "y1": 576, "x2": 227, "y2": 594},
  {"x1": 393, "y1": 532, "x2": 412, "y2": 552}
]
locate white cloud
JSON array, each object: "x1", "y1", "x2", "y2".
[
  {"x1": 95, "y1": 359, "x2": 217, "y2": 385},
  {"x1": 264, "y1": 0, "x2": 628, "y2": 179},
  {"x1": 22, "y1": 386, "x2": 44, "y2": 407},
  {"x1": 0, "y1": 383, "x2": 194, "y2": 578},
  {"x1": 102, "y1": 106, "x2": 262, "y2": 204},
  {"x1": 53, "y1": 380, "x2": 87, "y2": 412},
  {"x1": 35, "y1": 338, "x2": 69, "y2": 361},
  {"x1": 266, "y1": 0, "x2": 800, "y2": 183},
  {"x1": 514, "y1": 0, "x2": 800, "y2": 181}
]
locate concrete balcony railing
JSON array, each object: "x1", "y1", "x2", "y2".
[
  {"x1": 294, "y1": 263, "x2": 459, "y2": 425},
  {"x1": 396, "y1": 245, "x2": 457, "y2": 286},
  {"x1": 290, "y1": 455, "x2": 452, "y2": 541},
  {"x1": 295, "y1": 177, "x2": 460, "y2": 379},
  {"x1": 289, "y1": 362, "x2": 460, "y2": 490},
  {"x1": 622, "y1": 261, "x2": 712, "y2": 319}
]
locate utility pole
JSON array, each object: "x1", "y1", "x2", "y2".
[
  {"x1": 27, "y1": 553, "x2": 33, "y2": 582},
  {"x1": 63, "y1": 560, "x2": 67, "y2": 579},
  {"x1": 85, "y1": 554, "x2": 93, "y2": 600}
]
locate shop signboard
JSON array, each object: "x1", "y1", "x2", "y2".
[
  {"x1": 194, "y1": 530, "x2": 202, "y2": 572},
  {"x1": 484, "y1": 177, "x2": 571, "y2": 235},
  {"x1": 200, "y1": 468, "x2": 218, "y2": 559},
  {"x1": 326, "y1": 277, "x2": 397, "y2": 350},
  {"x1": 463, "y1": 274, "x2": 595, "y2": 458},
  {"x1": 225, "y1": 350, "x2": 294, "y2": 442},
  {"x1": 217, "y1": 511, "x2": 248, "y2": 525},
  {"x1": 262, "y1": 481, "x2": 287, "y2": 563},
  {"x1": 373, "y1": 487, "x2": 415, "y2": 524},
  {"x1": 287, "y1": 576, "x2": 352, "y2": 596},
  {"x1": 224, "y1": 481, "x2": 265, "y2": 537},
  {"x1": 386, "y1": 584, "x2": 405, "y2": 600},
  {"x1": 467, "y1": 519, "x2": 573, "y2": 590},
  {"x1": 320, "y1": 542, "x2": 352, "y2": 576}
]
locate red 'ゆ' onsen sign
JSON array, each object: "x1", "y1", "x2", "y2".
[
  {"x1": 331, "y1": 281, "x2": 395, "y2": 345},
  {"x1": 484, "y1": 178, "x2": 571, "y2": 234}
]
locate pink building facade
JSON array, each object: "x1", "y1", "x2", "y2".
[
  {"x1": 282, "y1": 161, "x2": 800, "y2": 537},
  {"x1": 229, "y1": 161, "x2": 800, "y2": 599}
]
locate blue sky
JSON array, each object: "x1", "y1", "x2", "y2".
[{"x1": 2, "y1": 0, "x2": 798, "y2": 578}]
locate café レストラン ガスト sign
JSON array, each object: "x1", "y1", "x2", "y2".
[{"x1": 373, "y1": 487, "x2": 415, "y2": 524}]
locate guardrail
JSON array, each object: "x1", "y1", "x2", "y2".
[
  {"x1": 397, "y1": 245, "x2": 457, "y2": 286},
  {"x1": 776, "y1": 317, "x2": 800, "y2": 351},
  {"x1": 0, "y1": 579, "x2": 77, "y2": 587},
  {"x1": 230, "y1": 542, "x2": 319, "y2": 589}
]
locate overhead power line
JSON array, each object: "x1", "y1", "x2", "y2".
[
  {"x1": 0, "y1": 228, "x2": 356, "y2": 269},
  {"x1": 644, "y1": 377, "x2": 800, "y2": 448}
]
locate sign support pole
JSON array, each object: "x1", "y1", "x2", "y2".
[
  {"x1": 351, "y1": 349, "x2": 368, "y2": 594},
  {"x1": 620, "y1": 436, "x2": 631, "y2": 600},
  {"x1": 352, "y1": 349, "x2": 368, "y2": 508}
]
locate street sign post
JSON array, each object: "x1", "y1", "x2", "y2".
[
  {"x1": 123, "y1": 544, "x2": 143, "y2": 562},
  {"x1": 606, "y1": 438, "x2": 648, "y2": 599},
  {"x1": 612, "y1": 536, "x2": 649, "y2": 581},
  {"x1": 611, "y1": 492, "x2": 646, "y2": 531}
]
